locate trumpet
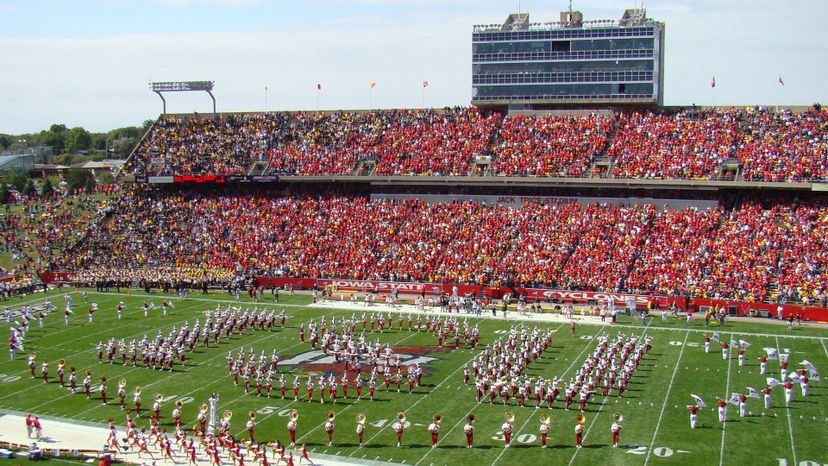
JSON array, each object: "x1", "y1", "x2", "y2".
[
  {"x1": 223, "y1": 410, "x2": 233, "y2": 421},
  {"x1": 134, "y1": 386, "x2": 142, "y2": 396},
  {"x1": 505, "y1": 412, "x2": 515, "y2": 424},
  {"x1": 356, "y1": 413, "x2": 366, "y2": 424},
  {"x1": 467, "y1": 414, "x2": 475, "y2": 424},
  {"x1": 249, "y1": 411, "x2": 256, "y2": 420},
  {"x1": 155, "y1": 393, "x2": 163, "y2": 402},
  {"x1": 540, "y1": 413, "x2": 551, "y2": 425},
  {"x1": 327, "y1": 411, "x2": 336, "y2": 422},
  {"x1": 289, "y1": 410, "x2": 299, "y2": 421},
  {"x1": 175, "y1": 400, "x2": 184, "y2": 408},
  {"x1": 200, "y1": 403, "x2": 208, "y2": 414},
  {"x1": 575, "y1": 414, "x2": 586, "y2": 425},
  {"x1": 396, "y1": 412, "x2": 406, "y2": 424},
  {"x1": 614, "y1": 412, "x2": 623, "y2": 423},
  {"x1": 433, "y1": 414, "x2": 442, "y2": 425}
]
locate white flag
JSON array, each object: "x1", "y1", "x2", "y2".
[
  {"x1": 728, "y1": 393, "x2": 741, "y2": 407},
  {"x1": 691, "y1": 394, "x2": 707, "y2": 408},
  {"x1": 739, "y1": 340, "x2": 751, "y2": 349},
  {"x1": 780, "y1": 352, "x2": 790, "y2": 363},
  {"x1": 789, "y1": 372, "x2": 801, "y2": 383},
  {"x1": 764, "y1": 348, "x2": 778, "y2": 360},
  {"x1": 711, "y1": 333, "x2": 721, "y2": 343},
  {"x1": 766, "y1": 377, "x2": 781, "y2": 387},
  {"x1": 810, "y1": 370, "x2": 821, "y2": 382},
  {"x1": 730, "y1": 339, "x2": 738, "y2": 348},
  {"x1": 746, "y1": 387, "x2": 760, "y2": 399}
]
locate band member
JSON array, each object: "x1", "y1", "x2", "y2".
[
  {"x1": 783, "y1": 381, "x2": 794, "y2": 404},
  {"x1": 427, "y1": 418, "x2": 440, "y2": 448},
  {"x1": 356, "y1": 417, "x2": 366, "y2": 447},
  {"x1": 324, "y1": 415, "x2": 335, "y2": 447},
  {"x1": 687, "y1": 405, "x2": 699, "y2": 428},
  {"x1": 463, "y1": 416, "x2": 474, "y2": 448},
  {"x1": 502, "y1": 418, "x2": 513, "y2": 448},
  {"x1": 758, "y1": 355, "x2": 767, "y2": 374},
  {"x1": 393, "y1": 417, "x2": 405, "y2": 448},
  {"x1": 99, "y1": 378, "x2": 108, "y2": 405},
  {"x1": 41, "y1": 359, "x2": 49, "y2": 383},
  {"x1": 721, "y1": 341, "x2": 729, "y2": 360},
  {"x1": 575, "y1": 420, "x2": 584, "y2": 448},
  {"x1": 539, "y1": 418, "x2": 550, "y2": 448},
  {"x1": 801, "y1": 375, "x2": 809, "y2": 397},
  {"x1": 703, "y1": 334, "x2": 711, "y2": 353},
  {"x1": 738, "y1": 393, "x2": 747, "y2": 417},
  {"x1": 762, "y1": 386, "x2": 772, "y2": 409},
  {"x1": 287, "y1": 415, "x2": 297, "y2": 447},
  {"x1": 246, "y1": 413, "x2": 256, "y2": 443},
  {"x1": 611, "y1": 420, "x2": 621, "y2": 448}
]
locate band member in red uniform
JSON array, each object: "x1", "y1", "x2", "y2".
[
  {"x1": 356, "y1": 414, "x2": 366, "y2": 447},
  {"x1": 427, "y1": 415, "x2": 441, "y2": 448},
  {"x1": 574, "y1": 418, "x2": 584, "y2": 448},
  {"x1": 393, "y1": 414, "x2": 406, "y2": 448},
  {"x1": 502, "y1": 414, "x2": 514, "y2": 448},
  {"x1": 687, "y1": 405, "x2": 699, "y2": 428},
  {"x1": 463, "y1": 415, "x2": 475, "y2": 448},
  {"x1": 287, "y1": 412, "x2": 298, "y2": 447},
  {"x1": 539, "y1": 414, "x2": 550, "y2": 448},
  {"x1": 324, "y1": 412, "x2": 335, "y2": 447}
]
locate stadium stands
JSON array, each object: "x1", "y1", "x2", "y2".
[
  {"x1": 68, "y1": 190, "x2": 828, "y2": 305},
  {"x1": 123, "y1": 105, "x2": 828, "y2": 182}
]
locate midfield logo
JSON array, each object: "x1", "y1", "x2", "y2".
[{"x1": 280, "y1": 346, "x2": 448, "y2": 376}]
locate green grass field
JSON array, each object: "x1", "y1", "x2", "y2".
[{"x1": 1, "y1": 289, "x2": 827, "y2": 466}]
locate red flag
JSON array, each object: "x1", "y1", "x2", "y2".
[
  {"x1": 711, "y1": 76, "x2": 716, "y2": 88},
  {"x1": 423, "y1": 80, "x2": 429, "y2": 88},
  {"x1": 317, "y1": 83, "x2": 321, "y2": 91},
  {"x1": 778, "y1": 76, "x2": 785, "y2": 86}
]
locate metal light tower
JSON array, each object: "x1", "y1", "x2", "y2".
[{"x1": 149, "y1": 81, "x2": 216, "y2": 114}]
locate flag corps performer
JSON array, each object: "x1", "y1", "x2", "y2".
[{"x1": 689, "y1": 394, "x2": 706, "y2": 429}]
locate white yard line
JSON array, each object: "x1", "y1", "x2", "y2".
[
  {"x1": 776, "y1": 336, "x2": 798, "y2": 466},
  {"x1": 413, "y1": 322, "x2": 566, "y2": 466},
  {"x1": 718, "y1": 332, "x2": 735, "y2": 466},
  {"x1": 643, "y1": 329, "x2": 690, "y2": 466},
  {"x1": 565, "y1": 321, "x2": 653, "y2": 466}
]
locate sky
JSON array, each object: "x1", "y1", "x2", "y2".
[{"x1": 1, "y1": 0, "x2": 826, "y2": 133}]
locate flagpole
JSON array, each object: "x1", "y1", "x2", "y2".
[
  {"x1": 422, "y1": 85, "x2": 425, "y2": 109},
  {"x1": 369, "y1": 87, "x2": 373, "y2": 111},
  {"x1": 316, "y1": 89, "x2": 320, "y2": 112},
  {"x1": 264, "y1": 85, "x2": 268, "y2": 113}
]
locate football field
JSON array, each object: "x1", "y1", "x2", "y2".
[{"x1": 1, "y1": 289, "x2": 827, "y2": 466}]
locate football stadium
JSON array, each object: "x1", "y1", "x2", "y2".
[{"x1": 1, "y1": 3, "x2": 827, "y2": 466}]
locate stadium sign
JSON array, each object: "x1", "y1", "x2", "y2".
[
  {"x1": 317, "y1": 279, "x2": 443, "y2": 295},
  {"x1": 279, "y1": 346, "x2": 443, "y2": 376},
  {"x1": 523, "y1": 289, "x2": 652, "y2": 306}
]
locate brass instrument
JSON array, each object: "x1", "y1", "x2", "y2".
[
  {"x1": 356, "y1": 413, "x2": 366, "y2": 424},
  {"x1": 134, "y1": 386, "x2": 141, "y2": 395},
  {"x1": 327, "y1": 411, "x2": 336, "y2": 422},
  {"x1": 396, "y1": 412, "x2": 406, "y2": 424},
  {"x1": 540, "y1": 413, "x2": 551, "y2": 425},
  {"x1": 505, "y1": 412, "x2": 515, "y2": 424},
  {"x1": 614, "y1": 412, "x2": 623, "y2": 423},
  {"x1": 467, "y1": 414, "x2": 475, "y2": 424},
  {"x1": 249, "y1": 411, "x2": 256, "y2": 420},
  {"x1": 289, "y1": 410, "x2": 299, "y2": 421},
  {"x1": 119, "y1": 378, "x2": 127, "y2": 388},
  {"x1": 58, "y1": 359, "x2": 65, "y2": 368},
  {"x1": 100, "y1": 376, "x2": 107, "y2": 383},
  {"x1": 200, "y1": 403, "x2": 208, "y2": 414},
  {"x1": 155, "y1": 393, "x2": 163, "y2": 402},
  {"x1": 175, "y1": 400, "x2": 184, "y2": 408},
  {"x1": 223, "y1": 410, "x2": 233, "y2": 421},
  {"x1": 433, "y1": 414, "x2": 442, "y2": 425},
  {"x1": 575, "y1": 414, "x2": 586, "y2": 425}
]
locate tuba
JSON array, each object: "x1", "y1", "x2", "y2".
[
  {"x1": 175, "y1": 400, "x2": 184, "y2": 408},
  {"x1": 614, "y1": 412, "x2": 623, "y2": 423},
  {"x1": 119, "y1": 378, "x2": 127, "y2": 388},
  {"x1": 200, "y1": 403, "x2": 208, "y2": 414},
  {"x1": 134, "y1": 386, "x2": 142, "y2": 396},
  {"x1": 467, "y1": 414, "x2": 475, "y2": 424},
  {"x1": 100, "y1": 376, "x2": 107, "y2": 383},
  {"x1": 58, "y1": 359, "x2": 65, "y2": 368},
  {"x1": 249, "y1": 411, "x2": 256, "y2": 420},
  {"x1": 540, "y1": 413, "x2": 551, "y2": 425},
  {"x1": 289, "y1": 410, "x2": 299, "y2": 421},
  {"x1": 575, "y1": 414, "x2": 586, "y2": 425},
  {"x1": 505, "y1": 412, "x2": 515, "y2": 424},
  {"x1": 223, "y1": 410, "x2": 233, "y2": 421},
  {"x1": 327, "y1": 411, "x2": 336, "y2": 422},
  {"x1": 433, "y1": 414, "x2": 442, "y2": 425},
  {"x1": 396, "y1": 412, "x2": 406, "y2": 424},
  {"x1": 155, "y1": 393, "x2": 163, "y2": 402},
  {"x1": 356, "y1": 413, "x2": 366, "y2": 424}
]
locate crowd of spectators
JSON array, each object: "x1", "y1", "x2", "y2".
[
  {"x1": 124, "y1": 106, "x2": 828, "y2": 182},
  {"x1": 65, "y1": 189, "x2": 828, "y2": 304},
  {"x1": 736, "y1": 106, "x2": 828, "y2": 182},
  {"x1": 491, "y1": 113, "x2": 612, "y2": 177}
]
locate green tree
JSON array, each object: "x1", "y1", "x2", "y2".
[
  {"x1": 2, "y1": 172, "x2": 28, "y2": 191},
  {"x1": 0, "y1": 135, "x2": 10, "y2": 150},
  {"x1": 65, "y1": 127, "x2": 92, "y2": 152},
  {"x1": 41, "y1": 178, "x2": 53, "y2": 197},
  {"x1": 49, "y1": 124, "x2": 68, "y2": 133},
  {"x1": 65, "y1": 168, "x2": 94, "y2": 193},
  {"x1": 0, "y1": 184, "x2": 9, "y2": 204}
]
